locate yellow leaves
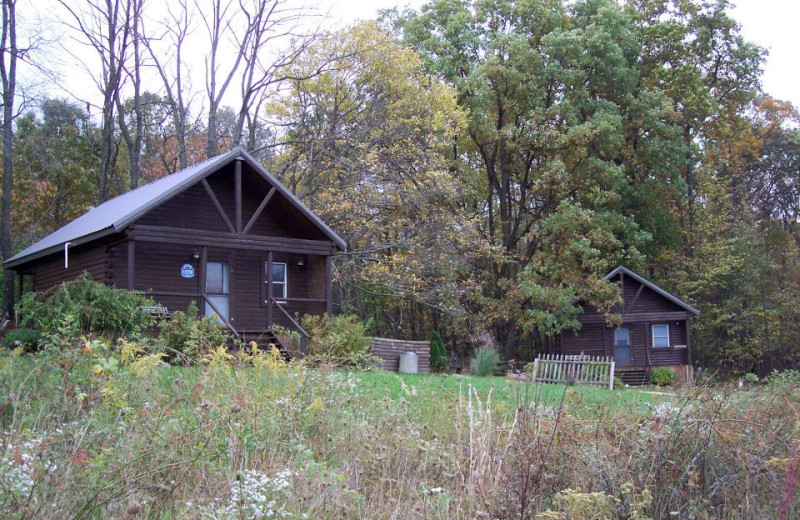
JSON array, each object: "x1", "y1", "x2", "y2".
[
  {"x1": 202, "y1": 347, "x2": 234, "y2": 370},
  {"x1": 307, "y1": 397, "x2": 324, "y2": 414}
]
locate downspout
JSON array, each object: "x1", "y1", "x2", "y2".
[{"x1": 64, "y1": 242, "x2": 72, "y2": 269}]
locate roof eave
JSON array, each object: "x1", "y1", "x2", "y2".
[{"x1": 4, "y1": 227, "x2": 118, "y2": 270}]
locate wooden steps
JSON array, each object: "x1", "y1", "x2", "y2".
[
  {"x1": 239, "y1": 330, "x2": 292, "y2": 360},
  {"x1": 617, "y1": 368, "x2": 651, "y2": 386}
]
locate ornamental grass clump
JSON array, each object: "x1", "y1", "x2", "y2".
[{"x1": 472, "y1": 346, "x2": 502, "y2": 376}]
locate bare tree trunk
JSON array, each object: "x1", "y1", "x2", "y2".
[
  {"x1": 143, "y1": 0, "x2": 191, "y2": 171},
  {"x1": 117, "y1": 0, "x2": 144, "y2": 190},
  {"x1": 0, "y1": 0, "x2": 16, "y2": 318},
  {"x1": 59, "y1": 0, "x2": 132, "y2": 202},
  {"x1": 200, "y1": 0, "x2": 248, "y2": 158}
]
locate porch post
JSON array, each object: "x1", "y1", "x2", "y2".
[
  {"x1": 127, "y1": 241, "x2": 135, "y2": 290},
  {"x1": 199, "y1": 246, "x2": 207, "y2": 309},
  {"x1": 325, "y1": 255, "x2": 332, "y2": 315},
  {"x1": 267, "y1": 251, "x2": 273, "y2": 329},
  {"x1": 235, "y1": 159, "x2": 242, "y2": 234},
  {"x1": 685, "y1": 319, "x2": 692, "y2": 365}
]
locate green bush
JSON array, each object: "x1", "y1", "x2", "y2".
[
  {"x1": 766, "y1": 369, "x2": 800, "y2": 387},
  {"x1": 17, "y1": 273, "x2": 155, "y2": 337},
  {"x1": 301, "y1": 313, "x2": 372, "y2": 365},
  {"x1": 652, "y1": 366, "x2": 678, "y2": 386},
  {"x1": 429, "y1": 330, "x2": 448, "y2": 372},
  {"x1": 613, "y1": 376, "x2": 625, "y2": 390},
  {"x1": 159, "y1": 301, "x2": 231, "y2": 362},
  {"x1": 744, "y1": 372, "x2": 759, "y2": 384},
  {"x1": 472, "y1": 347, "x2": 502, "y2": 377},
  {"x1": 2, "y1": 328, "x2": 41, "y2": 352}
]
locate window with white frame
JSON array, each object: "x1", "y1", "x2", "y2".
[
  {"x1": 652, "y1": 324, "x2": 670, "y2": 348},
  {"x1": 264, "y1": 262, "x2": 287, "y2": 300}
]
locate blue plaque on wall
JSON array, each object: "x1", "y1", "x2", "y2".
[{"x1": 180, "y1": 263, "x2": 195, "y2": 279}]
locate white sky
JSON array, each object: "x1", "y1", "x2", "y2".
[
  {"x1": 30, "y1": 0, "x2": 800, "y2": 112},
  {"x1": 730, "y1": 0, "x2": 799, "y2": 108}
]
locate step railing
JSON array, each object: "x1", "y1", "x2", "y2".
[{"x1": 269, "y1": 296, "x2": 310, "y2": 339}]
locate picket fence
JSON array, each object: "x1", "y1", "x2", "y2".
[{"x1": 531, "y1": 354, "x2": 616, "y2": 390}]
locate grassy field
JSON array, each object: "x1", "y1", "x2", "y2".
[{"x1": 1, "y1": 345, "x2": 797, "y2": 519}]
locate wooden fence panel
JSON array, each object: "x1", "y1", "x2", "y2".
[{"x1": 531, "y1": 354, "x2": 615, "y2": 389}]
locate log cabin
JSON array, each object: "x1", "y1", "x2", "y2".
[
  {"x1": 559, "y1": 266, "x2": 699, "y2": 385},
  {"x1": 4, "y1": 147, "x2": 346, "y2": 354}
]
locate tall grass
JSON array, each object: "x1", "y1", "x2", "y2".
[
  {"x1": 472, "y1": 346, "x2": 502, "y2": 376},
  {"x1": 0, "y1": 342, "x2": 797, "y2": 519}
]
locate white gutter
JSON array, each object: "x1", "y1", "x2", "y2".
[{"x1": 64, "y1": 242, "x2": 72, "y2": 269}]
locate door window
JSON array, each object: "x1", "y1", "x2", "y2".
[
  {"x1": 205, "y1": 262, "x2": 230, "y2": 323},
  {"x1": 614, "y1": 328, "x2": 632, "y2": 365}
]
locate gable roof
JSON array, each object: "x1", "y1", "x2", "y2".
[
  {"x1": 604, "y1": 266, "x2": 699, "y2": 315},
  {"x1": 6, "y1": 147, "x2": 346, "y2": 268}
]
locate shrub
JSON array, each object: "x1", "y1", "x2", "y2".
[
  {"x1": 429, "y1": 330, "x2": 448, "y2": 372},
  {"x1": 472, "y1": 346, "x2": 502, "y2": 377},
  {"x1": 159, "y1": 301, "x2": 231, "y2": 362},
  {"x1": 2, "y1": 328, "x2": 41, "y2": 353},
  {"x1": 613, "y1": 376, "x2": 625, "y2": 390},
  {"x1": 766, "y1": 368, "x2": 800, "y2": 387},
  {"x1": 744, "y1": 372, "x2": 759, "y2": 384},
  {"x1": 652, "y1": 366, "x2": 677, "y2": 386},
  {"x1": 17, "y1": 273, "x2": 154, "y2": 337},
  {"x1": 301, "y1": 313, "x2": 372, "y2": 365}
]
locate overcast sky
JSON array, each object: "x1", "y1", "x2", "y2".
[{"x1": 34, "y1": 0, "x2": 800, "y2": 112}]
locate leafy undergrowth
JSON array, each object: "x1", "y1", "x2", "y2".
[{"x1": 0, "y1": 344, "x2": 797, "y2": 519}]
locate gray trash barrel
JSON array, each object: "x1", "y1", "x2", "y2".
[{"x1": 398, "y1": 351, "x2": 419, "y2": 374}]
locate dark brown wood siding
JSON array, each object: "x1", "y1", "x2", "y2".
[
  {"x1": 15, "y1": 158, "x2": 339, "y2": 339},
  {"x1": 30, "y1": 236, "x2": 121, "y2": 292},
  {"x1": 560, "y1": 270, "x2": 694, "y2": 368},
  {"x1": 561, "y1": 322, "x2": 607, "y2": 357},
  {"x1": 561, "y1": 320, "x2": 690, "y2": 367},
  {"x1": 623, "y1": 278, "x2": 685, "y2": 314},
  {"x1": 136, "y1": 165, "x2": 329, "y2": 242}
]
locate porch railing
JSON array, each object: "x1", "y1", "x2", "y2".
[{"x1": 531, "y1": 354, "x2": 615, "y2": 390}]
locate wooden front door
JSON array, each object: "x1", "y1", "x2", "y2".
[{"x1": 614, "y1": 328, "x2": 632, "y2": 366}]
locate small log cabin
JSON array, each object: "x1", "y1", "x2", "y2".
[
  {"x1": 4, "y1": 147, "x2": 346, "y2": 353},
  {"x1": 559, "y1": 266, "x2": 699, "y2": 385}
]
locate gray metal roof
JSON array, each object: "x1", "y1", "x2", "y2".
[
  {"x1": 605, "y1": 266, "x2": 699, "y2": 315},
  {"x1": 6, "y1": 147, "x2": 346, "y2": 268}
]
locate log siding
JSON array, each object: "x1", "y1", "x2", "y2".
[{"x1": 559, "y1": 267, "x2": 697, "y2": 376}]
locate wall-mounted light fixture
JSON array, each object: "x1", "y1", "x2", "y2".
[
  {"x1": 297, "y1": 257, "x2": 305, "y2": 267},
  {"x1": 191, "y1": 249, "x2": 201, "y2": 261}
]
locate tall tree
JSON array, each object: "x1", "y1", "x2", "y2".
[
  {"x1": 394, "y1": 0, "x2": 674, "y2": 356},
  {"x1": 13, "y1": 99, "x2": 99, "y2": 242},
  {"x1": 199, "y1": 0, "x2": 249, "y2": 158},
  {"x1": 143, "y1": 0, "x2": 193, "y2": 170},
  {"x1": 0, "y1": 0, "x2": 17, "y2": 318},
  {"x1": 115, "y1": 0, "x2": 145, "y2": 190},
  {"x1": 58, "y1": 0, "x2": 135, "y2": 202},
  {"x1": 268, "y1": 22, "x2": 476, "y2": 338}
]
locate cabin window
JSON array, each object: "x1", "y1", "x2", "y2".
[
  {"x1": 264, "y1": 261, "x2": 287, "y2": 300},
  {"x1": 652, "y1": 324, "x2": 670, "y2": 348}
]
